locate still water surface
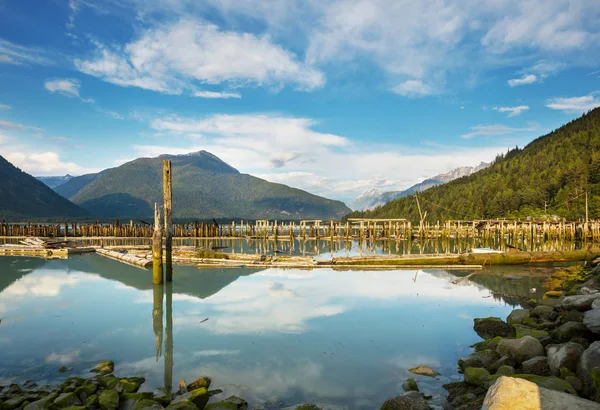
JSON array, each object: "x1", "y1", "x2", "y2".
[{"x1": 0, "y1": 255, "x2": 547, "y2": 409}]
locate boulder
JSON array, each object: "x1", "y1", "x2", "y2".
[
  {"x1": 52, "y1": 393, "x2": 82, "y2": 409},
  {"x1": 560, "y1": 310, "x2": 585, "y2": 325},
  {"x1": 567, "y1": 376, "x2": 584, "y2": 393},
  {"x1": 169, "y1": 388, "x2": 209, "y2": 409},
  {"x1": 186, "y1": 377, "x2": 211, "y2": 391},
  {"x1": 402, "y1": 378, "x2": 419, "y2": 392},
  {"x1": 522, "y1": 356, "x2": 551, "y2": 376},
  {"x1": 408, "y1": 366, "x2": 440, "y2": 377},
  {"x1": 464, "y1": 367, "x2": 493, "y2": 387},
  {"x1": 547, "y1": 342, "x2": 585, "y2": 376},
  {"x1": 577, "y1": 341, "x2": 600, "y2": 398},
  {"x1": 133, "y1": 400, "x2": 163, "y2": 410},
  {"x1": 513, "y1": 324, "x2": 550, "y2": 339},
  {"x1": 99, "y1": 390, "x2": 119, "y2": 410},
  {"x1": 474, "y1": 318, "x2": 515, "y2": 339},
  {"x1": 165, "y1": 402, "x2": 197, "y2": 410},
  {"x1": 489, "y1": 356, "x2": 517, "y2": 373},
  {"x1": 471, "y1": 336, "x2": 504, "y2": 352},
  {"x1": 497, "y1": 336, "x2": 545, "y2": 363},
  {"x1": 531, "y1": 306, "x2": 558, "y2": 321},
  {"x1": 584, "y1": 309, "x2": 600, "y2": 333},
  {"x1": 204, "y1": 396, "x2": 248, "y2": 410},
  {"x1": 91, "y1": 361, "x2": 115, "y2": 375},
  {"x1": 554, "y1": 321, "x2": 593, "y2": 343},
  {"x1": 482, "y1": 376, "x2": 600, "y2": 410},
  {"x1": 507, "y1": 309, "x2": 530, "y2": 326},
  {"x1": 592, "y1": 299, "x2": 600, "y2": 310},
  {"x1": 458, "y1": 349, "x2": 499, "y2": 371},
  {"x1": 380, "y1": 391, "x2": 430, "y2": 410},
  {"x1": 496, "y1": 365, "x2": 515, "y2": 376},
  {"x1": 559, "y1": 294, "x2": 600, "y2": 311},
  {"x1": 513, "y1": 374, "x2": 577, "y2": 395}
]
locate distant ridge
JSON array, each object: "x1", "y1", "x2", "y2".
[
  {"x1": 36, "y1": 174, "x2": 74, "y2": 188},
  {"x1": 58, "y1": 150, "x2": 350, "y2": 220},
  {"x1": 0, "y1": 156, "x2": 88, "y2": 219},
  {"x1": 347, "y1": 108, "x2": 600, "y2": 222},
  {"x1": 350, "y1": 162, "x2": 490, "y2": 211}
]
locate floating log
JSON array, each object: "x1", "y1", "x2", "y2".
[{"x1": 96, "y1": 248, "x2": 152, "y2": 268}]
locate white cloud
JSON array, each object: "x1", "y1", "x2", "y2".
[
  {"x1": 507, "y1": 74, "x2": 538, "y2": 87},
  {"x1": 460, "y1": 124, "x2": 536, "y2": 139},
  {"x1": 0, "y1": 39, "x2": 54, "y2": 66},
  {"x1": 46, "y1": 351, "x2": 80, "y2": 365},
  {"x1": 135, "y1": 111, "x2": 508, "y2": 201},
  {"x1": 44, "y1": 78, "x2": 81, "y2": 98},
  {"x1": 76, "y1": 20, "x2": 324, "y2": 94},
  {"x1": 391, "y1": 80, "x2": 434, "y2": 97},
  {"x1": 0, "y1": 104, "x2": 10, "y2": 110},
  {"x1": 4, "y1": 151, "x2": 100, "y2": 176},
  {"x1": 546, "y1": 93, "x2": 600, "y2": 113},
  {"x1": 493, "y1": 105, "x2": 529, "y2": 117},
  {"x1": 193, "y1": 90, "x2": 241, "y2": 99}
]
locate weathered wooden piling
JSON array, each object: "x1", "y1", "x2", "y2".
[
  {"x1": 152, "y1": 203, "x2": 163, "y2": 285},
  {"x1": 163, "y1": 160, "x2": 173, "y2": 282},
  {"x1": 152, "y1": 284, "x2": 163, "y2": 360}
]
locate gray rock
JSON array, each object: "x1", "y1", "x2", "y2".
[
  {"x1": 554, "y1": 321, "x2": 593, "y2": 342},
  {"x1": 577, "y1": 341, "x2": 600, "y2": 398},
  {"x1": 559, "y1": 294, "x2": 600, "y2": 311},
  {"x1": 584, "y1": 309, "x2": 600, "y2": 333},
  {"x1": 522, "y1": 356, "x2": 551, "y2": 376},
  {"x1": 592, "y1": 299, "x2": 600, "y2": 310},
  {"x1": 547, "y1": 342, "x2": 586, "y2": 376},
  {"x1": 496, "y1": 365, "x2": 515, "y2": 376},
  {"x1": 507, "y1": 309, "x2": 530, "y2": 326},
  {"x1": 531, "y1": 306, "x2": 558, "y2": 321},
  {"x1": 497, "y1": 336, "x2": 545, "y2": 363},
  {"x1": 402, "y1": 378, "x2": 419, "y2": 392},
  {"x1": 566, "y1": 376, "x2": 584, "y2": 393},
  {"x1": 458, "y1": 349, "x2": 499, "y2": 371},
  {"x1": 489, "y1": 356, "x2": 517, "y2": 373},
  {"x1": 482, "y1": 376, "x2": 600, "y2": 410},
  {"x1": 380, "y1": 391, "x2": 430, "y2": 410},
  {"x1": 474, "y1": 317, "x2": 515, "y2": 339}
]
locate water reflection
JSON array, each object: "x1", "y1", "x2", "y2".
[{"x1": 0, "y1": 255, "x2": 552, "y2": 409}]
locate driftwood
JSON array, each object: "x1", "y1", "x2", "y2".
[{"x1": 96, "y1": 248, "x2": 152, "y2": 268}]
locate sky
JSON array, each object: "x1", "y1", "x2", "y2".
[{"x1": 0, "y1": 0, "x2": 599, "y2": 204}]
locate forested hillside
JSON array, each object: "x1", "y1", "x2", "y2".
[
  {"x1": 62, "y1": 151, "x2": 350, "y2": 220},
  {"x1": 347, "y1": 108, "x2": 600, "y2": 222},
  {"x1": 0, "y1": 156, "x2": 88, "y2": 220}
]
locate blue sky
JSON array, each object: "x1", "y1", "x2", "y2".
[{"x1": 0, "y1": 0, "x2": 599, "y2": 203}]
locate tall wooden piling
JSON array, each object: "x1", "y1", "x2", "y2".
[
  {"x1": 152, "y1": 284, "x2": 163, "y2": 360},
  {"x1": 163, "y1": 160, "x2": 173, "y2": 282},
  {"x1": 152, "y1": 203, "x2": 163, "y2": 285}
]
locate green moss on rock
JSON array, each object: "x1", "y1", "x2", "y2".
[
  {"x1": 98, "y1": 390, "x2": 119, "y2": 410},
  {"x1": 513, "y1": 374, "x2": 577, "y2": 395}
]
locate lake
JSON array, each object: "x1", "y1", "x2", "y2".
[{"x1": 0, "y1": 255, "x2": 548, "y2": 409}]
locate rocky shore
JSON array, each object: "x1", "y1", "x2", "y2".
[{"x1": 379, "y1": 260, "x2": 600, "y2": 409}]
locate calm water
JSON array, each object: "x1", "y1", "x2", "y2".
[{"x1": 0, "y1": 255, "x2": 548, "y2": 409}]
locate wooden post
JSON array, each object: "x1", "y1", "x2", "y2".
[
  {"x1": 152, "y1": 284, "x2": 163, "y2": 361},
  {"x1": 152, "y1": 203, "x2": 163, "y2": 285},
  {"x1": 163, "y1": 160, "x2": 173, "y2": 282},
  {"x1": 164, "y1": 282, "x2": 173, "y2": 393}
]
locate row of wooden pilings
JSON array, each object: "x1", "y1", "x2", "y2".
[{"x1": 2, "y1": 218, "x2": 600, "y2": 241}]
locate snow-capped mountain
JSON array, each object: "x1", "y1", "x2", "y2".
[{"x1": 350, "y1": 162, "x2": 490, "y2": 211}]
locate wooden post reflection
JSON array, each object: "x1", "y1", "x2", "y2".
[
  {"x1": 152, "y1": 285, "x2": 164, "y2": 362},
  {"x1": 164, "y1": 282, "x2": 173, "y2": 393}
]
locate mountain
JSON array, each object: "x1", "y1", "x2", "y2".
[
  {"x1": 350, "y1": 162, "x2": 490, "y2": 211},
  {"x1": 0, "y1": 156, "x2": 88, "y2": 220},
  {"x1": 36, "y1": 174, "x2": 74, "y2": 188},
  {"x1": 61, "y1": 151, "x2": 351, "y2": 220},
  {"x1": 347, "y1": 108, "x2": 600, "y2": 222},
  {"x1": 54, "y1": 171, "x2": 107, "y2": 199}
]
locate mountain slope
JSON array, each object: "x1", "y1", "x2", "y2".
[
  {"x1": 350, "y1": 162, "x2": 489, "y2": 211},
  {"x1": 65, "y1": 151, "x2": 350, "y2": 220},
  {"x1": 347, "y1": 109, "x2": 600, "y2": 222},
  {"x1": 0, "y1": 156, "x2": 88, "y2": 219},
  {"x1": 54, "y1": 171, "x2": 106, "y2": 199},
  {"x1": 36, "y1": 175, "x2": 74, "y2": 188}
]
